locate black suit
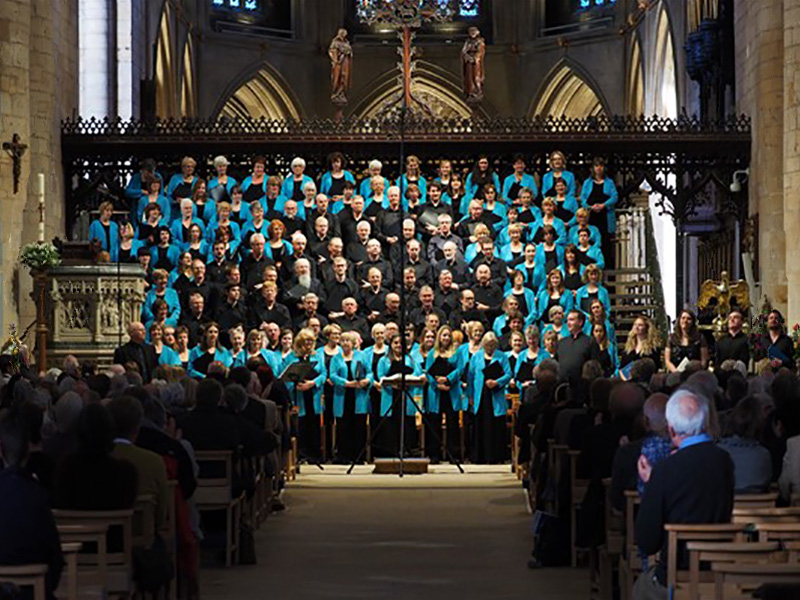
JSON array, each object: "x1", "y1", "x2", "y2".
[
  {"x1": 555, "y1": 333, "x2": 602, "y2": 389},
  {"x1": 113, "y1": 341, "x2": 158, "y2": 383},
  {"x1": 0, "y1": 467, "x2": 64, "y2": 600},
  {"x1": 635, "y1": 441, "x2": 734, "y2": 586}
]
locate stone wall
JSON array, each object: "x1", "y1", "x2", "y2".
[
  {"x1": 734, "y1": 0, "x2": 792, "y2": 318},
  {"x1": 0, "y1": 0, "x2": 78, "y2": 341}
]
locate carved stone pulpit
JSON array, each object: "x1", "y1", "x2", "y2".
[{"x1": 46, "y1": 264, "x2": 146, "y2": 368}]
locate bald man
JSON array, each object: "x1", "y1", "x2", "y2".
[{"x1": 113, "y1": 321, "x2": 158, "y2": 383}]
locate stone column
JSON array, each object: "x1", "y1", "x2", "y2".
[
  {"x1": 0, "y1": 0, "x2": 33, "y2": 334},
  {"x1": 734, "y1": 0, "x2": 786, "y2": 314},
  {"x1": 784, "y1": 0, "x2": 800, "y2": 324}
]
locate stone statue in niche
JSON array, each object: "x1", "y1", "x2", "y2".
[
  {"x1": 329, "y1": 28, "x2": 353, "y2": 107},
  {"x1": 461, "y1": 26, "x2": 486, "y2": 105}
]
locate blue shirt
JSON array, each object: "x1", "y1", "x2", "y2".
[{"x1": 679, "y1": 433, "x2": 713, "y2": 450}]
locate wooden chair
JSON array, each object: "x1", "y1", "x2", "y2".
[
  {"x1": 732, "y1": 506, "x2": 800, "y2": 525},
  {"x1": 663, "y1": 523, "x2": 746, "y2": 599},
  {"x1": 785, "y1": 541, "x2": 800, "y2": 562},
  {"x1": 57, "y1": 523, "x2": 108, "y2": 593},
  {"x1": 193, "y1": 450, "x2": 243, "y2": 567},
  {"x1": 733, "y1": 492, "x2": 779, "y2": 510},
  {"x1": 0, "y1": 564, "x2": 48, "y2": 600},
  {"x1": 57, "y1": 541, "x2": 83, "y2": 600},
  {"x1": 618, "y1": 490, "x2": 642, "y2": 600},
  {"x1": 755, "y1": 522, "x2": 800, "y2": 543},
  {"x1": 711, "y1": 562, "x2": 800, "y2": 600},
  {"x1": 52, "y1": 509, "x2": 134, "y2": 597},
  {"x1": 161, "y1": 481, "x2": 178, "y2": 600},
  {"x1": 567, "y1": 449, "x2": 590, "y2": 567},
  {"x1": 685, "y1": 541, "x2": 781, "y2": 600},
  {"x1": 594, "y1": 478, "x2": 624, "y2": 600}
]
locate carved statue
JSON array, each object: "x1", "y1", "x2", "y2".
[
  {"x1": 329, "y1": 28, "x2": 353, "y2": 107},
  {"x1": 461, "y1": 26, "x2": 486, "y2": 105},
  {"x1": 697, "y1": 271, "x2": 751, "y2": 338}
]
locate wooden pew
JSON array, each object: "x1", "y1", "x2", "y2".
[
  {"x1": 58, "y1": 542, "x2": 82, "y2": 600},
  {"x1": 755, "y1": 522, "x2": 800, "y2": 544},
  {"x1": 732, "y1": 507, "x2": 800, "y2": 525},
  {"x1": 663, "y1": 523, "x2": 746, "y2": 599},
  {"x1": 732, "y1": 492, "x2": 779, "y2": 510},
  {"x1": 53, "y1": 509, "x2": 134, "y2": 598},
  {"x1": 57, "y1": 523, "x2": 108, "y2": 591},
  {"x1": 597, "y1": 478, "x2": 624, "y2": 600},
  {"x1": 711, "y1": 562, "x2": 800, "y2": 600},
  {"x1": 619, "y1": 490, "x2": 642, "y2": 600},
  {"x1": 685, "y1": 541, "x2": 780, "y2": 600},
  {"x1": 0, "y1": 564, "x2": 48, "y2": 600},
  {"x1": 193, "y1": 450, "x2": 243, "y2": 567}
]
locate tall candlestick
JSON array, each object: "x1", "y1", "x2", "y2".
[{"x1": 37, "y1": 173, "x2": 45, "y2": 242}]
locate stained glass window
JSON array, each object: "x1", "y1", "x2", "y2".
[
  {"x1": 435, "y1": 0, "x2": 481, "y2": 18},
  {"x1": 210, "y1": 0, "x2": 292, "y2": 37},
  {"x1": 578, "y1": 0, "x2": 617, "y2": 9}
]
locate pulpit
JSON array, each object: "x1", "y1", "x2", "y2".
[{"x1": 45, "y1": 264, "x2": 146, "y2": 368}]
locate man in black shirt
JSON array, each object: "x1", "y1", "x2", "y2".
[
  {"x1": 216, "y1": 283, "x2": 248, "y2": 338},
  {"x1": 375, "y1": 186, "x2": 403, "y2": 249},
  {"x1": 455, "y1": 200, "x2": 495, "y2": 243},
  {"x1": 409, "y1": 286, "x2": 446, "y2": 333},
  {"x1": 280, "y1": 199, "x2": 305, "y2": 239},
  {"x1": 473, "y1": 264, "x2": 503, "y2": 322},
  {"x1": 634, "y1": 389, "x2": 734, "y2": 598},
  {"x1": 179, "y1": 293, "x2": 210, "y2": 347},
  {"x1": 714, "y1": 309, "x2": 750, "y2": 366},
  {"x1": 555, "y1": 310, "x2": 601, "y2": 388},
  {"x1": 449, "y1": 288, "x2": 488, "y2": 332},
  {"x1": 113, "y1": 321, "x2": 158, "y2": 382},
  {"x1": 759, "y1": 309, "x2": 795, "y2": 372},
  {"x1": 334, "y1": 297, "x2": 371, "y2": 343},
  {"x1": 428, "y1": 214, "x2": 464, "y2": 263},
  {"x1": 339, "y1": 195, "x2": 369, "y2": 248},
  {"x1": 206, "y1": 241, "x2": 229, "y2": 285},
  {"x1": 433, "y1": 241, "x2": 469, "y2": 286},
  {"x1": 241, "y1": 233, "x2": 272, "y2": 291},
  {"x1": 248, "y1": 282, "x2": 291, "y2": 331},
  {"x1": 186, "y1": 259, "x2": 219, "y2": 314},
  {"x1": 323, "y1": 257, "x2": 360, "y2": 317},
  {"x1": 434, "y1": 269, "x2": 460, "y2": 318},
  {"x1": 471, "y1": 238, "x2": 508, "y2": 287},
  {"x1": 356, "y1": 239, "x2": 393, "y2": 288},
  {"x1": 395, "y1": 238, "x2": 433, "y2": 287},
  {"x1": 345, "y1": 220, "x2": 372, "y2": 265},
  {"x1": 305, "y1": 193, "x2": 341, "y2": 240}
]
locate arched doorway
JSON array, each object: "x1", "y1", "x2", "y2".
[{"x1": 530, "y1": 61, "x2": 609, "y2": 118}]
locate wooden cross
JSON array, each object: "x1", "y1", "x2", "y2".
[{"x1": 2, "y1": 133, "x2": 28, "y2": 194}]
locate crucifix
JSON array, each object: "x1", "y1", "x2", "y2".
[
  {"x1": 356, "y1": 0, "x2": 456, "y2": 117},
  {"x1": 2, "y1": 133, "x2": 28, "y2": 194}
]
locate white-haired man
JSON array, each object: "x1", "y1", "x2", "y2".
[
  {"x1": 633, "y1": 389, "x2": 734, "y2": 600},
  {"x1": 241, "y1": 233, "x2": 270, "y2": 290}
]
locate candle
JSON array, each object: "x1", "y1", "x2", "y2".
[{"x1": 37, "y1": 173, "x2": 45, "y2": 242}]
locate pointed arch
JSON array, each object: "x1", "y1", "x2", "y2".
[
  {"x1": 216, "y1": 65, "x2": 302, "y2": 120},
  {"x1": 180, "y1": 35, "x2": 197, "y2": 118},
  {"x1": 350, "y1": 62, "x2": 493, "y2": 120},
  {"x1": 155, "y1": 2, "x2": 178, "y2": 118},
  {"x1": 642, "y1": 3, "x2": 678, "y2": 118},
  {"x1": 626, "y1": 34, "x2": 644, "y2": 117},
  {"x1": 530, "y1": 61, "x2": 609, "y2": 119}
]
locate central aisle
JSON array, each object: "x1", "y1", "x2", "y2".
[{"x1": 201, "y1": 466, "x2": 588, "y2": 600}]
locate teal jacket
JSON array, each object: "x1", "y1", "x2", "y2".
[
  {"x1": 187, "y1": 346, "x2": 233, "y2": 379},
  {"x1": 283, "y1": 350, "x2": 327, "y2": 416},
  {"x1": 329, "y1": 351, "x2": 371, "y2": 417},
  {"x1": 374, "y1": 355, "x2": 423, "y2": 417},
  {"x1": 424, "y1": 351, "x2": 462, "y2": 413},
  {"x1": 467, "y1": 351, "x2": 512, "y2": 417}
]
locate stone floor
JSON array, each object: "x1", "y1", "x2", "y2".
[{"x1": 200, "y1": 466, "x2": 589, "y2": 600}]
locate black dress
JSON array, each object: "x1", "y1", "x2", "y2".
[
  {"x1": 544, "y1": 249, "x2": 558, "y2": 274},
  {"x1": 337, "y1": 359, "x2": 367, "y2": 463},
  {"x1": 323, "y1": 352, "x2": 336, "y2": 460},
  {"x1": 511, "y1": 290, "x2": 530, "y2": 317},
  {"x1": 299, "y1": 389, "x2": 321, "y2": 462},
  {"x1": 328, "y1": 175, "x2": 346, "y2": 198},
  {"x1": 668, "y1": 337, "x2": 705, "y2": 365},
  {"x1": 425, "y1": 354, "x2": 461, "y2": 463},
  {"x1": 243, "y1": 181, "x2": 265, "y2": 203},
  {"x1": 579, "y1": 291, "x2": 599, "y2": 314},
  {"x1": 541, "y1": 295, "x2": 561, "y2": 324},
  {"x1": 292, "y1": 179, "x2": 305, "y2": 202},
  {"x1": 564, "y1": 269, "x2": 582, "y2": 292},
  {"x1": 472, "y1": 367, "x2": 507, "y2": 464}
]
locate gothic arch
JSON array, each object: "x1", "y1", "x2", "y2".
[
  {"x1": 642, "y1": 3, "x2": 678, "y2": 118},
  {"x1": 215, "y1": 64, "x2": 303, "y2": 121},
  {"x1": 180, "y1": 35, "x2": 197, "y2": 118},
  {"x1": 529, "y1": 60, "x2": 610, "y2": 119},
  {"x1": 350, "y1": 62, "x2": 494, "y2": 120},
  {"x1": 626, "y1": 34, "x2": 645, "y2": 116},
  {"x1": 155, "y1": 1, "x2": 178, "y2": 118}
]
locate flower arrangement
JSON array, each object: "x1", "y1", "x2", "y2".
[
  {"x1": 790, "y1": 324, "x2": 800, "y2": 362},
  {"x1": 19, "y1": 241, "x2": 61, "y2": 271},
  {"x1": 748, "y1": 308, "x2": 769, "y2": 357}
]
